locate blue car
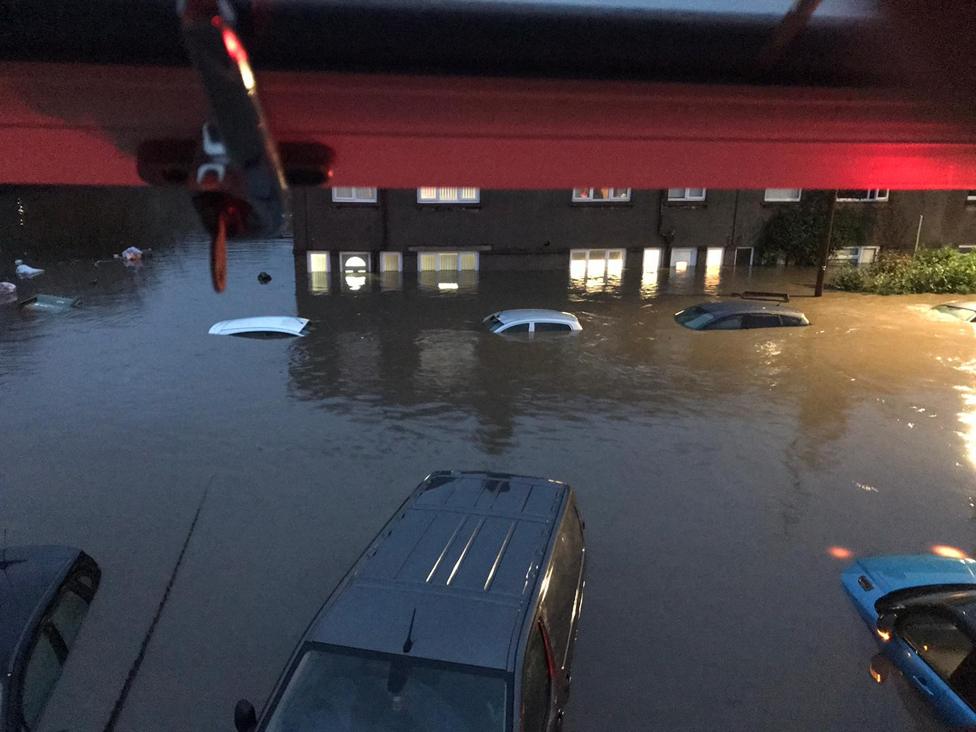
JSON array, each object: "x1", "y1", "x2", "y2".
[{"x1": 842, "y1": 554, "x2": 976, "y2": 727}]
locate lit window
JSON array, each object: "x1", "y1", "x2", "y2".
[
  {"x1": 572, "y1": 188, "x2": 631, "y2": 202},
  {"x1": 379, "y1": 251, "x2": 402, "y2": 273},
  {"x1": 340, "y1": 252, "x2": 370, "y2": 272},
  {"x1": 705, "y1": 247, "x2": 724, "y2": 268},
  {"x1": 642, "y1": 248, "x2": 661, "y2": 273},
  {"x1": 569, "y1": 249, "x2": 626, "y2": 279},
  {"x1": 966, "y1": 191, "x2": 976, "y2": 202},
  {"x1": 667, "y1": 188, "x2": 706, "y2": 202},
  {"x1": 417, "y1": 188, "x2": 480, "y2": 204},
  {"x1": 764, "y1": 189, "x2": 802, "y2": 202},
  {"x1": 417, "y1": 251, "x2": 479, "y2": 271},
  {"x1": 836, "y1": 190, "x2": 889, "y2": 202},
  {"x1": 307, "y1": 251, "x2": 330, "y2": 273},
  {"x1": 331, "y1": 187, "x2": 377, "y2": 203}
]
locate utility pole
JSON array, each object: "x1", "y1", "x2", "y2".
[{"x1": 814, "y1": 191, "x2": 837, "y2": 297}]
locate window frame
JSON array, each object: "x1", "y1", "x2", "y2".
[
  {"x1": 571, "y1": 188, "x2": 631, "y2": 203},
  {"x1": 330, "y1": 187, "x2": 378, "y2": 204},
  {"x1": 835, "y1": 189, "x2": 889, "y2": 202},
  {"x1": 416, "y1": 187, "x2": 480, "y2": 205},
  {"x1": 519, "y1": 619, "x2": 553, "y2": 732},
  {"x1": 667, "y1": 188, "x2": 707, "y2": 202},
  {"x1": 763, "y1": 188, "x2": 802, "y2": 202}
]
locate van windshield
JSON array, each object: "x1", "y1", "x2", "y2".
[{"x1": 264, "y1": 644, "x2": 509, "y2": 732}]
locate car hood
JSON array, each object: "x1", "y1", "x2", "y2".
[{"x1": 851, "y1": 555, "x2": 976, "y2": 596}]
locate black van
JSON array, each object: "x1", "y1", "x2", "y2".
[{"x1": 235, "y1": 470, "x2": 586, "y2": 732}]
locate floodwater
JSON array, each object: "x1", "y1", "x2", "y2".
[{"x1": 2, "y1": 240, "x2": 975, "y2": 731}]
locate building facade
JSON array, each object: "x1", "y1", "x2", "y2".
[{"x1": 294, "y1": 188, "x2": 976, "y2": 278}]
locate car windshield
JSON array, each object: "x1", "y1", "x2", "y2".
[
  {"x1": 264, "y1": 645, "x2": 508, "y2": 732},
  {"x1": 935, "y1": 305, "x2": 976, "y2": 322},
  {"x1": 674, "y1": 306, "x2": 716, "y2": 329},
  {"x1": 483, "y1": 314, "x2": 505, "y2": 332}
]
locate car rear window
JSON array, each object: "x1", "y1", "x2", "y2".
[{"x1": 264, "y1": 645, "x2": 508, "y2": 732}]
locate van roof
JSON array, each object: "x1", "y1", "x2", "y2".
[{"x1": 307, "y1": 471, "x2": 570, "y2": 672}]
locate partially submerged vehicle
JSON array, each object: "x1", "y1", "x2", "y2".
[
  {"x1": 483, "y1": 309, "x2": 582, "y2": 335},
  {"x1": 932, "y1": 302, "x2": 976, "y2": 323},
  {"x1": 208, "y1": 316, "x2": 309, "y2": 338},
  {"x1": 674, "y1": 301, "x2": 809, "y2": 330},
  {"x1": 18, "y1": 294, "x2": 80, "y2": 312},
  {"x1": 842, "y1": 554, "x2": 976, "y2": 727},
  {"x1": 234, "y1": 470, "x2": 586, "y2": 732},
  {"x1": 1, "y1": 546, "x2": 101, "y2": 731}
]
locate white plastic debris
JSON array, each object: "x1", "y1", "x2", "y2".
[
  {"x1": 0, "y1": 281, "x2": 16, "y2": 303},
  {"x1": 119, "y1": 246, "x2": 143, "y2": 262},
  {"x1": 14, "y1": 259, "x2": 44, "y2": 279}
]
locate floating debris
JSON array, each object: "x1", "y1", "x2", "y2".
[
  {"x1": 119, "y1": 246, "x2": 144, "y2": 262},
  {"x1": 18, "y1": 294, "x2": 80, "y2": 312},
  {"x1": 257, "y1": 271, "x2": 272, "y2": 284},
  {"x1": 855, "y1": 482, "x2": 879, "y2": 493},
  {"x1": 14, "y1": 259, "x2": 44, "y2": 279}
]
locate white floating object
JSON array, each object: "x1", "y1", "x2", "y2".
[
  {"x1": 14, "y1": 259, "x2": 44, "y2": 279},
  {"x1": 120, "y1": 246, "x2": 143, "y2": 262},
  {"x1": 0, "y1": 282, "x2": 16, "y2": 294},
  {"x1": 209, "y1": 316, "x2": 309, "y2": 337}
]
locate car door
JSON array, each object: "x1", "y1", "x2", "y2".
[
  {"x1": 13, "y1": 559, "x2": 99, "y2": 730},
  {"x1": 519, "y1": 619, "x2": 555, "y2": 732},
  {"x1": 886, "y1": 609, "x2": 976, "y2": 727}
]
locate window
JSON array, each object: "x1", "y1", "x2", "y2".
[
  {"x1": 48, "y1": 589, "x2": 89, "y2": 650},
  {"x1": 742, "y1": 313, "x2": 781, "y2": 329},
  {"x1": 967, "y1": 191, "x2": 976, "y2": 202},
  {"x1": 836, "y1": 189, "x2": 889, "y2": 201},
  {"x1": 780, "y1": 315, "x2": 806, "y2": 327},
  {"x1": 418, "y1": 251, "x2": 479, "y2": 272},
  {"x1": 520, "y1": 623, "x2": 552, "y2": 731},
  {"x1": 667, "y1": 188, "x2": 706, "y2": 202},
  {"x1": 417, "y1": 187, "x2": 480, "y2": 204},
  {"x1": 899, "y1": 611, "x2": 976, "y2": 709},
  {"x1": 500, "y1": 323, "x2": 530, "y2": 334},
  {"x1": 339, "y1": 252, "x2": 370, "y2": 272},
  {"x1": 764, "y1": 189, "x2": 801, "y2": 202},
  {"x1": 569, "y1": 249, "x2": 625, "y2": 279},
  {"x1": 265, "y1": 645, "x2": 508, "y2": 732},
  {"x1": 21, "y1": 629, "x2": 64, "y2": 728},
  {"x1": 379, "y1": 251, "x2": 402, "y2": 273},
  {"x1": 669, "y1": 248, "x2": 697, "y2": 268},
  {"x1": 734, "y1": 247, "x2": 754, "y2": 266},
  {"x1": 541, "y1": 505, "x2": 584, "y2": 668},
  {"x1": 534, "y1": 322, "x2": 572, "y2": 333},
  {"x1": 307, "y1": 251, "x2": 330, "y2": 273},
  {"x1": 705, "y1": 247, "x2": 723, "y2": 268},
  {"x1": 331, "y1": 187, "x2": 377, "y2": 203},
  {"x1": 642, "y1": 248, "x2": 661, "y2": 272},
  {"x1": 572, "y1": 188, "x2": 631, "y2": 202},
  {"x1": 707, "y1": 316, "x2": 742, "y2": 330}
]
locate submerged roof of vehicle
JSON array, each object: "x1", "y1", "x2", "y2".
[
  {"x1": 937, "y1": 301, "x2": 976, "y2": 311},
  {"x1": 493, "y1": 309, "x2": 579, "y2": 324},
  {"x1": 0, "y1": 545, "x2": 82, "y2": 676},
  {"x1": 685, "y1": 300, "x2": 807, "y2": 318},
  {"x1": 308, "y1": 471, "x2": 570, "y2": 671},
  {"x1": 208, "y1": 316, "x2": 309, "y2": 336}
]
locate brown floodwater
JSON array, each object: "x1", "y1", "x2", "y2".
[{"x1": 2, "y1": 240, "x2": 974, "y2": 731}]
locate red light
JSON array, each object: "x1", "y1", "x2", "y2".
[
  {"x1": 221, "y1": 27, "x2": 249, "y2": 66},
  {"x1": 210, "y1": 15, "x2": 220, "y2": 29},
  {"x1": 827, "y1": 546, "x2": 854, "y2": 560}
]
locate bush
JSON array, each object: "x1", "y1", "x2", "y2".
[{"x1": 830, "y1": 248, "x2": 976, "y2": 294}]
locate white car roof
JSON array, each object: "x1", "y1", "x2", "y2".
[
  {"x1": 493, "y1": 309, "x2": 579, "y2": 324},
  {"x1": 940, "y1": 302, "x2": 976, "y2": 311},
  {"x1": 208, "y1": 316, "x2": 309, "y2": 336}
]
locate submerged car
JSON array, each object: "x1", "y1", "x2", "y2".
[
  {"x1": 208, "y1": 316, "x2": 309, "y2": 338},
  {"x1": 674, "y1": 300, "x2": 809, "y2": 330},
  {"x1": 1, "y1": 546, "x2": 101, "y2": 731},
  {"x1": 483, "y1": 309, "x2": 582, "y2": 335},
  {"x1": 842, "y1": 554, "x2": 976, "y2": 727},
  {"x1": 932, "y1": 302, "x2": 976, "y2": 323},
  {"x1": 234, "y1": 471, "x2": 586, "y2": 732}
]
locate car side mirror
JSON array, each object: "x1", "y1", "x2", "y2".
[
  {"x1": 876, "y1": 613, "x2": 897, "y2": 639},
  {"x1": 234, "y1": 699, "x2": 257, "y2": 732}
]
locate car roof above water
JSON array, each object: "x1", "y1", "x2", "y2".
[
  {"x1": 308, "y1": 471, "x2": 570, "y2": 672},
  {"x1": 692, "y1": 300, "x2": 807, "y2": 318},
  {"x1": 493, "y1": 309, "x2": 578, "y2": 324}
]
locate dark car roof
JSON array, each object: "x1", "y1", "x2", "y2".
[
  {"x1": 692, "y1": 300, "x2": 807, "y2": 318},
  {"x1": 308, "y1": 471, "x2": 570, "y2": 672},
  {"x1": 0, "y1": 545, "x2": 81, "y2": 675}
]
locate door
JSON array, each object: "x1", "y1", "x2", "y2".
[
  {"x1": 887, "y1": 610, "x2": 976, "y2": 726},
  {"x1": 519, "y1": 619, "x2": 554, "y2": 732}
]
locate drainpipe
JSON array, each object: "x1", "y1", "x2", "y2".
[
  {"x1": 913, "y1": 214, "x2": 924, "y2": 257},
  {"x1": 814, "y1": 191, "x2": 837, "y2": 297}
]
